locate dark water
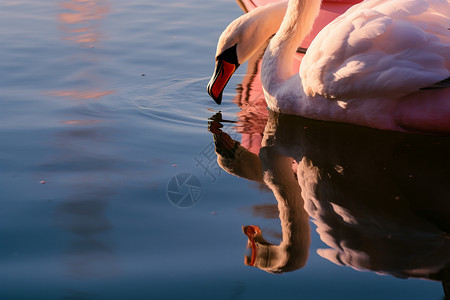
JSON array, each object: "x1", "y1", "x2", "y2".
[{"x1": 1, "y1": 0, "x2": 449, "y2": 299}]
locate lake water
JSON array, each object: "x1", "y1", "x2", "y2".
[{"x1": 1, "y1": 0, "x2": 449, "y2": 299}]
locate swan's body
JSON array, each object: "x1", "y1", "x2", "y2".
[{"x1": 208, "y1": 0, "x2": 450, "y2": 134}]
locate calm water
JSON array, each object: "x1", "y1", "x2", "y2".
[{"x1": 1, "y1": 0, "x2": 449, "y2": 299}]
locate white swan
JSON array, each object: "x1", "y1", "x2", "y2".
[{"x1": 207, "y1": 0, "x2": 450, "y2": 134}]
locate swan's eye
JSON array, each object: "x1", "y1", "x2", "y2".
[{"x1": 217, "y1": 44, "x2": 239, "y2": 67}]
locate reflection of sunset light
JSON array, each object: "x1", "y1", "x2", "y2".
[
  {"x1": 59, "y1": 0, "x2": 109, "y2": 46},
  {"x1": 61, "y1": 120, "x2": 103, "y2": 125},
  {"x1": 48, "y1": 0, "x2": 113, "y2": 114},
  {"x1": 59, "y1": 1, "x2": 109, "y2": 23},
  {"x1": 48, "y1": 90, "x2": 114, "y2": 100}
]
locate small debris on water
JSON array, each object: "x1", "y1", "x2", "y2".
[{"x1": 141, "y1": 74, "x2": 146, "y2": 76}]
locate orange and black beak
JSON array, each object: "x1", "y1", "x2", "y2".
[
  {"x1": 243, "y1": 225, "x2": 262, "y2": 267},
  {"x1": 207, "y1": 44, "x2": 239, "y2": 105}
]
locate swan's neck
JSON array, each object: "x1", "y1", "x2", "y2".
[
  {"x1": 259, "y1": 143, "x2": 311, "y2": 271},
  {"x1": 275, "y1": 173, "x2": 310, "y2": 253},
  {"x1": 262, "y1": 0, "x2": 321, "y2": 86}
]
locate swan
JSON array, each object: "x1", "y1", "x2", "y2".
[
  {"x1": 209, "y1": 113, "x2": 311, "y2": 274},
  {"x1": 207, "y1": 0, "x2": 450, "y2": 134}
]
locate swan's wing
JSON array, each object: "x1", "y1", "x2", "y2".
[{"x1": 301, "y1": 0, "x2": 450, "y2": 99}]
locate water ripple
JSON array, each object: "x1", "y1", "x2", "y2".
[{"x1": 127, "y1": 74, "x2": 244, "y2": 129}]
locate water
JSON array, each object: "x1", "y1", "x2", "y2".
[{"x1": 1, "y1": 0, "x2": 449, "y2": 299}]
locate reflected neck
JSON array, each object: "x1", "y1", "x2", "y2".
[
  {"x1": 259, "y1": 145, "x2": 311, "y2": 272},
  {"x1": 262, "y1": 0, "x2": 321, "y2": 85}
]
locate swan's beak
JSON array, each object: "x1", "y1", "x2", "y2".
[
  {"x1": 243, "y1": 225, "x2": 262, "y2": 266},
  {"x1": 207, "y1": 59, "x2": 237, "y2": 105}
]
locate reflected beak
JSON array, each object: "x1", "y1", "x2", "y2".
[
  {"x1": 207, "y1": 59, "x2": 237, "y2": 105},
  {"x1": 243, "y1": 225, "x2": 261, "y2": 267}
]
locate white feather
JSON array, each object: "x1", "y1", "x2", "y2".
[
  {"x1": 213, "y1": 0, "x2": 450, "y2": 133},
  {"x1": 301, "y1": 0, "x2": 450, "y2": 99}
]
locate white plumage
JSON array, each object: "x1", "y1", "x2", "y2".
[
  {"x1": 302, "y1": 0, "x2": 450, "y2": 99},
  {"x1": 209, "y1": 0, "x2": 450, "y2": 133}
]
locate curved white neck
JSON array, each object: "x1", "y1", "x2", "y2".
[{"x1": 262, "y1": 0, "x2": 321, "y2": 86}]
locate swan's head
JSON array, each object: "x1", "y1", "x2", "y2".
[
  {"x1": 243, "y1": 225, "x2": 308, "y2": 274},
  {"x1": 243, "y1": 225, "x2": 272, "y2": 268},
  {"x1": 207, "y1": 15, "x2": 257, "y2": 104},
  {"x1": 207, "y1": 43, "x2": 240, "y2": 104},
  {"x1": 207, "y1": 2, "x2": 286, "y2": 104}
]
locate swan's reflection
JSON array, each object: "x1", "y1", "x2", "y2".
[
  {"x1": 211, "y1": 4, "x2": 450, "y2": 294},
  {"x1": 209, "y1": 111, "x2": 450, "y2": 295}
]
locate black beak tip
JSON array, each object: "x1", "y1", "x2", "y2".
[
  {"x1": 207, "y1": 84, "x2": 222, "y2": 105},
  {"x1": 213, "y1": 94, "x2": 222, "y2": 105}
]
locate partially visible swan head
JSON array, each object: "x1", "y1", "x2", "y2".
[
  {"x1": 243, "y1": 225, "x2": 309, "y2": 273},
  {"x1": 207, "y1": 1, "x2": 287, "y2": 104},
  {"x1": 207, "y1": 42, "x2": 240, "y2": 104}
]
